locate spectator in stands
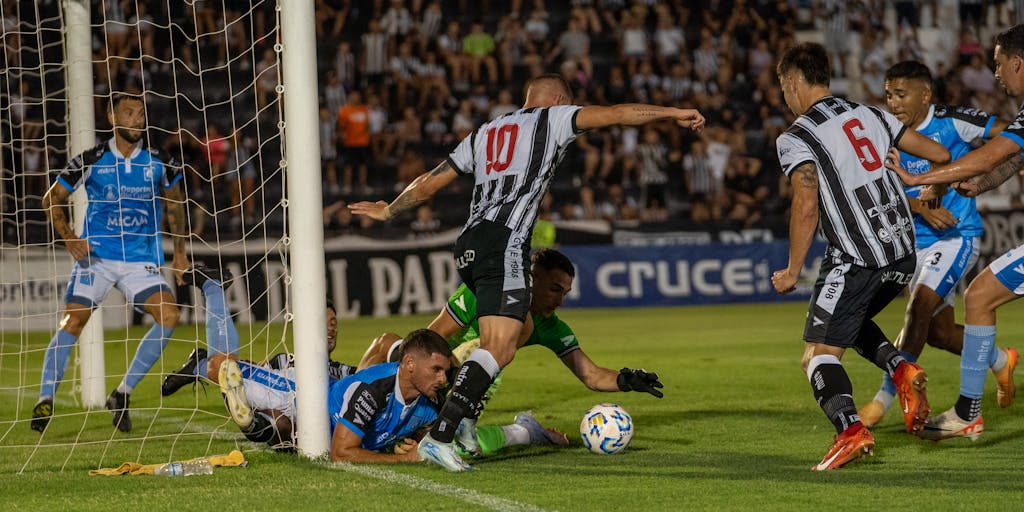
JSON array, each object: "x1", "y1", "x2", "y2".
[
  {"x1": 226, "y1": 131, "x2": 258, "y2": 226},
  {"x1": 394, "y1": 106, "x2": 423, "y2": 157},
  {"x1": 462, "y1": 21, "x2": 499, "y2": 85},
  {"x1": 410, "y1": 204, "x2": 441, "y2": 237},
  {"x1": 549, "y1": 18, "x2": 593, "y2": 79},
  {"x1": 255, "y1": 48, "x2": 278, "y2": 109},
  {"x1": 361, "y1": 19, "x2": 389, "y2": 90},
  {"x1": 415, "y1": 51, "x2": 450, "y2": 111},
  {"x1": 334, "y1": 41, "x2": 356, "y2": 92},
  {"x1": 489, "y1": 89, "x2": 518, "y2": 120},
  {"x1": 636, "y1": 127, "x2": 669, "y2": 212},
  {"x1": 683, "y1": 139, "x2": 722, "y2": 220},
  {"x1": 337, "y1": 90, "x2": 372, "y2": 195},
  {"x1": 380, "y1": 0, "x2": 413, "y2": 37},
  {"x1": 437, "y1": 21, "x2": 466, "y2": 88},
  {"x1": 320, "y1": 105, "x2": 340, "y2": 194}
]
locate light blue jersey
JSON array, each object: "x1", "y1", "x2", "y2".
[
  {"x1": 54, "y1": 138, "x2": 183, "y2": 264},
  {"x1": 898, "y1": 105, "x2": 994, "y2": 248}
]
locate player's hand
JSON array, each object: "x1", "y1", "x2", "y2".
[
  {"x1": 172, "y1": 255, "x2": 190, "y2": 285},
  {"x1": 393, "y1": 438, "x2": 420, "y2": 461},
  {"x1": 675, "y1": 109, "x2": 705, "y2": 132},
  {"x1": 917, "y1": 184, "x2": 946, "y2": 204},
  {"x1": 771, "y1": 268, "x2": 798, "y2": 294},
  {"x1": 885, "y1": 147, "x2": 922, "y2": 186},
  {"x1": 617, "y1": 368, "x2": 664, "y2": 398},
  {"x1": 917, "y1": 204, "x2": 957, "y2": 230},
  {"x1": 63, "y1": 236, "x2": 91, "y2": 262},
  {"x1": 348, "y1": 200, "x2": 391, "y2": 221},
  {"x1": 954, "y1": 180, "x2": 981, "y2": 197}
]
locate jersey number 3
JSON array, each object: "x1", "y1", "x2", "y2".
[
  {"x1": 486, "y1": 124, "x2": 519, "y2": 174},
  {"x1": 842, "y1": 119, "x2": 882, "y2": 172}
]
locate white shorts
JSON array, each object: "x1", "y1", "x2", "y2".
[
  {"x1": 238, "y1": 360, "x2": 296, "y2": 420},
  {"x1": 64, "y1": 259, "x2": 173, "y2": 309},
  {"x1": 990, "y1": 243, "x2": 1024, "y2": 295},
  {"x1": 910, "y1": 236, "x2": 979, "y2": 310}
]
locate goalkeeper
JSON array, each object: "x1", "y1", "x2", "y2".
[{"x1": 358, "y1": 248, "x2": 664, "y2": 455}]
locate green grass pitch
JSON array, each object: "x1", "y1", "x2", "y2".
[{"x1": 2, "y1": 299, "x2": 1024, "y2": 511}]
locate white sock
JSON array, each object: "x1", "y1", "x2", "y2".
[
  {"x1": 990, "y1": 349, "x2": 1008, "y2": 372},
  {"x1": 872, "y1": 390, "x2": 894, "y2": 411},
  {"x1": 501, "y1": 424, "x2": 530, "y2": 447},
  {"x1": 116, "y1": 383, "x2": 132, "y2": 395}
]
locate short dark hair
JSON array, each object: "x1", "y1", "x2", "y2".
[
  {"x1": 109, "y1": 92, "x2": 143, "y2": 112},
  {"x1": 524, "y1": 73, "x2": 573, "y2": 102},
  {"x1": 397, "y1": 329, "x2": 453, "y2": 361},
  {"x1": 885, "y1": 61, "x2": 933, "y2": 87},
  {"x1": 996, "y1": 24, "x2": 1024, "y2": 58},
  {"x1": 777, "y1": 42, "x2": 830, "y2": 87},
  {"x1": 531, "y1": 248, "x2": 575, "y2": 277}
]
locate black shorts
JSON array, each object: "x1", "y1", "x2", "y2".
[
  {"x1": 804, "y1": 254, "x2": 916, "y2": 347},
  {"x1": 453, "y1": 221, "x2": 531, "y2": 321},
  {"x1": 340, "y1": 145, "x2": 370, "y2": 167}
]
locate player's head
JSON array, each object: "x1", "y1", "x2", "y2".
[
  {"x1": 108, "y1": 93, "x2": 146, "y2": 144},
  {"x1": 398, "y1": 329, "x2": 453, "y2": 400},
  {"x1": 523, "y1": 73, "x2": 573, "y2": 107},
  {"x1": 884, "y1": 61, "x2": 933, "y2": 127},
  {"x1": 776, "y1": 43, "x2": 830, "y2": 114},
  {"x1": 530, "y1": 248, "x2": 574, "y2": 317},
  {"x1": 995, "y1": 24, "x2": 1024, "y2": 95},
  {"x1": 326, "y1": 298, "x2": 337, "y2": 354}
]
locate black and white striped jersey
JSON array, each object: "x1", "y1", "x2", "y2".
[
  {"x1": 446, "y1": 105, "x2": 582, "y2": 240},
  {"x1": 777, "y1": 96, "x2": 914, "y2": 269}
]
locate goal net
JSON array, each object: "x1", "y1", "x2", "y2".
[{"x1": 0, "y1": 0, "x2": 324, "y2": 472}]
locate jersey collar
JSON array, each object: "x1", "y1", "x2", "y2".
[
  {"x1": 393, "y1": 372, "x2": 409, "y2": 407},
  {"x1": 915, "y1": 104, "x2": 936, "y2": 131},
  {"x1": 107, "y1": 137, "x2": 142, "y2": 160}
]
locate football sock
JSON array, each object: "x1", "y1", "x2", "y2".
[
  {"x1": 39, "y1": 330, "x2": 78, "y2": 399},
  {"x1": 807, "y1": 354, "x2": 859, "y2": 434},
  {"x1": 431, "y1": 349, "x2": 500, "y2": 443},
  {"x1": 122, "y1": 323, "x2": 174, "y2": 391},
  {"x1": 196, "y1": 357, "x2": 209, "y2": 378},
  {"x1": 203, "y1": 280, "x2": 239, "y2": 357},
  {"x1": 954, "y1": 394, "x2": 983, "y2": 421},
  {"x1": 959, "y1": 324, "x2": 995, "y2": 412},
  {"x1": 475, "y1": 424, "x2": 531, "y2": 456},
  {"x1": 242, "y1": 411, "x2": 275, "y2": 443},
  {"x1": 990, "y1": 348, "x2": 1008, "y2": 372}
]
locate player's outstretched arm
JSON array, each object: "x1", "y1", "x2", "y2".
[
  {"x1": 888, "y1": 136, "x2": 1021, "y2": 186},
  {"x1": 955, "y1": 153, "x2": 1024, "y2": 196},
  {"x1": 575, "y1": 104, "x2": 705, "y2": 132},
  {"x1": 772, "y1": 162, "x2": 818, "y2": 294},
  {"x1": 330, "y1": 424, "x2": 420, "y2": 463},
  {"x1": 348, "y1": 160, "x2": 458, "y2": 221},
  {"x1": 897, "y1": 128, "x2": 950, "y2": 165},
  {"x1": 560, "y1": 350, "x2": 664, "y2": 397},
  {"x1": 42, "y1": 181, "x2": 90, "y2": 261}
]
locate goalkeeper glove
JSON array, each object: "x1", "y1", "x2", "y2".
[{"x1": 617, "y1": 367, "x2": 664, "y2": 398}]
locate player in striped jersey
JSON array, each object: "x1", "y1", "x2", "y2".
[
  {"x1": 350, "y1": 74, "x2": 703, "y2": 471},
  {"x1": 887, "y1": 24, "x2": 1024, "y2": 441},
  {"x1": 858, "y1": 61, "x2": 1019, "y2": 429},
  {"x1": 771, "y1": 43, "x2": 951, "y2": 470}
]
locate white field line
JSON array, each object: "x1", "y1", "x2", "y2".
[{"x1": 327, "y1": 462, "x2": 553, "y2": 512}]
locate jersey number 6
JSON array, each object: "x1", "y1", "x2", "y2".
[
  {"x1": 486, "y1": 124, "x2": 519, "y2": 175},
  {"x1": 842, "y1": 118, "x2": 882, "y2": 172}
]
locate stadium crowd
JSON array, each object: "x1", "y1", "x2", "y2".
[{"x1": 3, "y1": 0, "x2": 1024, "y2": 242}]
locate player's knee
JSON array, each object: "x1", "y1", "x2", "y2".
[
  {"x1": 964, "y1": 277, "x2": 997, "y2": 315},
  {"x1": 58, "y1": 309, "x2": 91, "y2": 337},
  {"x1": 156, "y1": 304, "x2": 180, "y2": 327}
]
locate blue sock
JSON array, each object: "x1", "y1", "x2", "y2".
[
  {"x1": 196, "y1": 357, "x2": 209, "y2": 377},
  {"x1": 960, "y1": 324, "x2": 996, "y2": 400},
  {"x1": 880, "y1": 351, "x2": 916, "y2": 396},
  {"x1": 203, "y1": 280, "x2": 238, "y2": 357},
  {"x1": 40, "y1": 330, "x2": 78, "y2": 399},
  {"x1": 122, "y1": 323, "x2": 174, "y2": 392}
]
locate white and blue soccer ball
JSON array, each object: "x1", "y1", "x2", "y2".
[{"x1": 580, "y1": 403, "x2": 633, "y2": 455}]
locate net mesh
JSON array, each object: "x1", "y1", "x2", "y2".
[{"x1": 0, "y1": 0, "x2": 296, "y2": 472}]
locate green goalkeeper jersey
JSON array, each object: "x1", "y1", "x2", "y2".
[{"x1": 444, "y1": 284, "x2": 580, "y2": 358}]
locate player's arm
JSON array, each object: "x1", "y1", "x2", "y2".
[
  {"x1": 560, "y1": 349, "x2": 663, "y2": 397},
  {"x1": 955, "y1": 153, "x2": 1024, "y2": 197},
  {"x1": 575, "y1": 104, "x2": 705, "y2": 132},
  {"x1": 896, "y1": 128, "x2": 951, "y2": 164},
  {"x1": 330, "y1": 424, "x2": 419, "y2": 463},
  {"x1": 348, "y1": 160, "x2": 458, "y2": 221},
  {"x1": 163, "y1": 180, "x2": 189, "y2": 283},
  {"x1": 772, "y1": 162, "x2": 818, "y2": 294},
  {"x1": 887, "y1": 136, "x2": 1021, "y2": 185},
  {"x1": 987, "y1": 118, "x2": 1010, "y2": 136},
  {"x1": 41, "y1": 181, "x2": 90, "y2": 261},
  {"x1": 426, "y1": 307, "x2": 463, "y2": 339}
]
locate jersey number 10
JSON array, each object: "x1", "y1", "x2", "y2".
[
  {"x1": 486, "y1": 124, "x2": 519, "y2": 174},
  {"x1": 842, "y1": 118, "x2": 882, "y2": 172}
]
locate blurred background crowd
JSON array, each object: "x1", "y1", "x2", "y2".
[{"x1": 3, "y1": 0, "x2": 1024, "y2": 244}]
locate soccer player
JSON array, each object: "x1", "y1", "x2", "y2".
[
  {"x1": 858, "y1": 61, "x2": 1019, "y2": 428},
  {"x1": 359, "y1": 248, "x2": 662, "y2": 456},
  {"x1": 31, "y1": 93, "x2": 190, "y2": 433},
  {"x1": 885, "y1": 24, "x2": 1024, "y2": 441},
  {"x1": 771, "y1": 43, "x2": 950, "y2": 470},
  {"x1": 350, "y1": 73, "x2": 703, "y2": 471}
]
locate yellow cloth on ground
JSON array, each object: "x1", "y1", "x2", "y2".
[{"x1": 88, "y1": 449, "x2": 246, "y2": 476}]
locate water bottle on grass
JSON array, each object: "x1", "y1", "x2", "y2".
[{"x1": 154, "y1": 459, "x2": 214, "y2": 476}]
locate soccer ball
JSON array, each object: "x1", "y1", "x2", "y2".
[{"x1": 580, "y1": 403, "x2": 633, "y2": 454}]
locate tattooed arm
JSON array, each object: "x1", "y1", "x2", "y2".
[
  {"x1": 954, "y1": 154, "x2": 1024, "y2": 197},
  {"x1": 772, "y1": 162, "x2": 819, "y2": 294},
  {"x1": 349, "y1": 160, "x2": 459, "y2": 221},
  {"x1": 42, "y1": 181, "x2": 90, "y2": 261},
  {"x1": 576, "y1": 104, "x2": 705, "y2": 131},
  {"x1": 163, "y1": 181, "x2": 190, "y2": 284}
]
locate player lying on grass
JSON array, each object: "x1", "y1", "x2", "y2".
[
  {"x1": 885, "y1": 24, "x2": 1024, "y2": 441},
  {"x1": 358, "y1": 248, "x2": 662, "y2": 456},
  {"x1": 858, "y1": 60, "x2": 1019, "y2": 429}
]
